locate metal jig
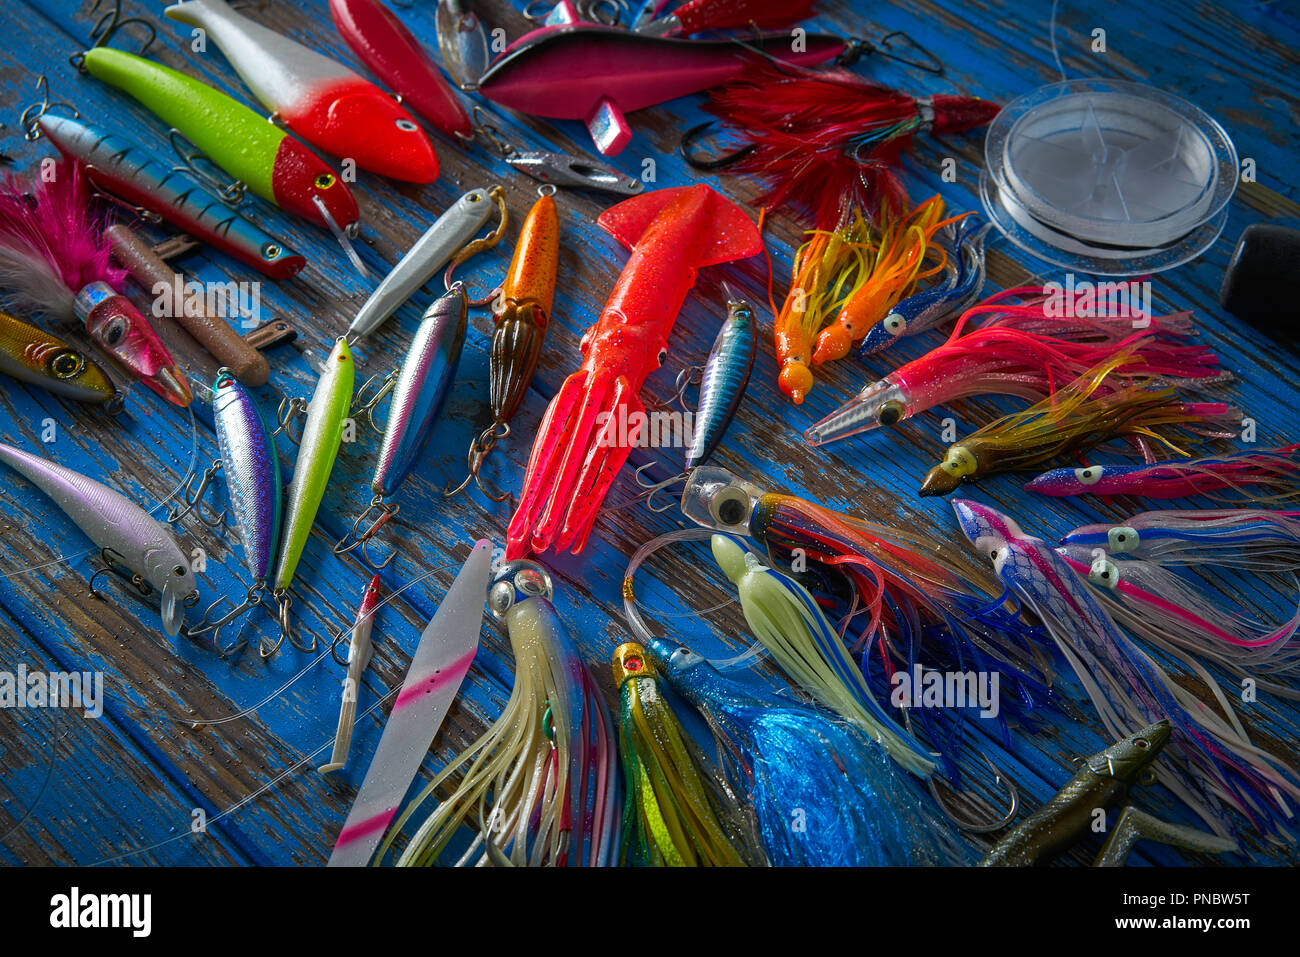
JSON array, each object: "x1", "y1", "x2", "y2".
[{"x1": 472, "y1": 106, "x2": 643, "y2": 195}]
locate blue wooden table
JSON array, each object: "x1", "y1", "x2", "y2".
[{"x1": 0, "y1": 0, "x2": 1297, "y2": 866}]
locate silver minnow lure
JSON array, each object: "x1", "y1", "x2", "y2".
[
  {"x1": 348, "y1": 188, "x2": 498, "y2": 339},
  {"x1": 0, "y1": 441, "x2": 197, "y2": 635},
  {"x1": 686, "y1": 295, "x2": 756, "y2": 470}
]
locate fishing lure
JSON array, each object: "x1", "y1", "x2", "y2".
[
  {"x1": 347, "y1": 186, "x2": 505, "y2": 340},
  {"x1": 919, "y1": 353, "x2": 1241, "y2": 496},
  {"x1": 319, "y1": 575, "x2": 381, "y2": 775},
  {"x1": 268, "y1": 337, "x2": 355, "y2": 657},
  {"x1": 701, "y1": 63, "x2": 999, "y2": 228},
  {"x1": 329, "y1": 540, "x2": 491, "y2": 866},
  {"x1": 506, "y1": 184, "x2": 762, "y2": 559},
  {"x1": 951, "y1": 498, "x2": 1300, "y2": 839},
  {"x1": 980, "y1": 721, "x2": 1237, "y2": 866},
  {"x1": 0, "y1": 163, "x2": 189, "y2": 407},
  {"x1": 330, "y1": 0, "x2": 472, "y2": 141},
  {"x1": 612, "y1": 641, "x2": 762, "y2": 866},
  {"x1": 805, "y1": 297, "x2": 1226, "y2": 447},
  {"x1": 711, "y1": 534, "x2": 937, "y2": 776},
  {"x1": 475, "y1": 20, "x2": 844, "y2": 155},
  {"x1": 0, "y1": 440, "x2": 197, "y2": 636},
  {"x1": 0, "y1": 308, "x2": 119, "y2": 408},
  {"x1": 1026, "y1": 444, "x2": 1300, "y2": 504},
  {"x1": 386, "y1": 560, "x2": 619, "y2": 867},
  {"x1": 640, "y1": 636, "x2": 967, "y2": 865},
  {"x1": 639, "y1": 0, "x2": 818, "y2": 35},
  {"x1": 448, "y1": 189, "x2": 558, "y2": 500},
  {"x1": 856, "y1": 215, "x2": 992, "y2": 357},
  {"x1": 337, "y1": 286, "x2": 468, "y2": 566},
  {"x1": 173, "y1": 369, "x2": 281, "y2": 654},
  {"x1": 435, "y1": 0, "x2": 489, "y2": 90},
  {"x1": 1060, "y1": 509, "x2": 1300, "y2": 571},
  {"x1": 36, "y1": 113, "x2": 305, "y2": 280},
  {"x1": 79, "y1": 47, "x2": 362, "y2": 250},
  {"x1": 166, "y1": 0, "x2": 439, "y2": 183}
]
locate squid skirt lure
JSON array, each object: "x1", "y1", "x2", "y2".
[
  {"x1": 387, "y1": 561, "x2": 618, "y2": 866},
  {"x1": 1061, "y1": 509, "x2": 1300, "y2": 571}
]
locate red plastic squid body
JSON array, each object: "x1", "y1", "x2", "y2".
[{"x1": 507, "y1": 185, "x2": 762, "y2": 559}]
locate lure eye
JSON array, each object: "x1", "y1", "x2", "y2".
[
  {"x1": 1108, "y1": 526, "x2": 1139, "y2": 553},
  {"x1": 877, "y1": 400, "x2": 904, "y2": 427},
  {"x1": 395, "y1": 119, "x2": 419, "y2": 132},
  {"x1": 102, "y1": 316, "x2": 127, "y2": 346},
  {"x1": 50, "y1": 351, "x2": 84, "y2": 379},
  {"x1": 1134, "y1": 737, "x2": 1150, "y2": 750},
  {"x1": 625, "y1": 654, "x2": 643, "y2": 672},
  {"x1": 1075, "y1": 466, "x2": 1102, "y2": 486},
  {"x1": 669, "y1": 647, "x2": 701, "y2": 669},
  {"x1": 656, "y1": 348, "x2": 667, "y2": 367},
  {"x1": 172, "y1": 564, "x2": 187, "y2": 577},
  {"x1": 314, "y1": 172, "x2": 336, "y2": 190},
  {"x1": 883, "y1": 314, "x2": 905, "y2": 335},
  {"x1": 709, "y1": 485, "x2": 749, "y2": 528},
  {"x1": 261, "y1": 242, "x2": 282, "y2": 260}
]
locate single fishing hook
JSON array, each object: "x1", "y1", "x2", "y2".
[
  {"x1": 679, "y1": 121, "x2": 755, "y2": 171},
  {"x1": 901, "y1": 709, "x2": 1019, "y2": 833},
  {"x1": 839, "y1": 30, "x2": 945, "y2": 75}
]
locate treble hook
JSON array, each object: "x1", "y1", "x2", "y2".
[
  {"x1": 679, "y1": 122, "x2": 755, "y2": 171},
  {"x1": 87, "y1": 546, "x2": 200, "y2": 616},
  {"x1": 272, "y1": 395, "x2": 308, "y2": 444},
  {"x1": 632, "y1": 463, "x2": 685, "y2": 514},
  {"x1": 444, "y1": 421, "x2": 509, "y2": 501},
  {"x1": 168, "y1": 128, "x2": 246, "y2": 206},
  {"x1": 18, "y1": 75, "x2": 80, "y2": 141},
  {"x1": 67, "y1": 0, "x2": 157, "y2": 70},
  {"x1": 186, "y1": 583, "x2": 266, "y2": 657},
  {"x1": 351, "y1": 369, "x2": 398, "y2": 434},
  {"x1": 332, "y1": 496, "x2": 399, "y2": 569},
  {"x1": 839, "y1": 30, "x2": 945, "y2": 75},
  {"x1": 166, "y1": 459, "x2": 227, "y2": 528},
  {"x1": 264, "y1": 588, "x2": 316, "y2": 658},
  {"x1": 652, "y1": 365, "x2": 701, "y2": 412}
]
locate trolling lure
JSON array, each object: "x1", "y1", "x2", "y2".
[
  {"x1": 1027, "y1": 444, "x2": 1300, "y2": 504},
  {"x1": 711, "y1": 534, "x2": 936, "y2": 776},
  {"x1": 951, "y1": 498, "x2": 1300, "y2": 839},
  {"x1": 638, "y1": 0, "x2": 818, "y2": 35},
  {"x1": 448, "y1": 189, "x2": 559, "y2": 501},
  {"x1": 856, "y1": 215, "x2": 992, "y2": 357},
  {"x1": 175, "y1": 369, "x2": 281, "y2": 654},
  {"x1": 337, "y1": 286, "x2": 468, "y2": 566},
  {"x1": 0, "y1": 308, "x2": 119, "y2": 408},
  {"x1": 506, "y1": 184, "x2": 762, "y2": 559},
  {"x1": 269, "y1": 337, "x2": 355, "y2": 657},
  {"x1": 1060, "y1": 509, "x2": 1300, "y2": 571},
  {"x1": 701, "y1": 63, "x2": 999, "y2": 228},
  {"x1": 980, "y1": 721, "x2": 1237, "y2": 866},
  {"x1": 79, "y1": 48, "x2": 361, "y2": 245},
  {"x1": 329, "y1": 540, "x2": 491, "y2": 866},
  {"x1": 475, "y1": 20, "x2": 844, "y2": 155},
  {"x1": 165, "y1": 0, "x2": 438, "y2": 183},
  {"x1": 319, "y1": 575, "x2": 382, "y2": 775},
  {"x1": 0, "y1": 162, "x2": 190, "y2": 407},
  {"x1": 387, "y1": 560, "x2": 619, "y2": 867},
  {"x1": 918, "y1": 353, "x2": 1241, "y2": 496},
  {"x1": 612, "y1": 641, "x2": 762, "y2": 866},
  {"x1": 330, "y1": 0, "x2": 472, "y2": 141},
  {"x1": 0, "y1": 440, "x2": 198, "y2": 636},
  {"x1": 805, "y1": 296, "x2": 1226, "y2": 447},
  {"x1": 640, "y1": 636, "x2": 967, "y2": 865},
  {"x1": 36, "y1": 113, "x2": 305, "y2": 280},
  {"x1": 347, "y1": 186, "x2": 506, "y2": 340}
]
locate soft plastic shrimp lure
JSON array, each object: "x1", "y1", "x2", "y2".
[
  {"x1": 336, "y1": 285, "x2": 468, "y2": 567},
  {"x1": 319, "y1": 574, "x2": 382, "y2": 775},
  {"x1": 0, "y1": 440, "x2": 198, "y2": 636},
  {"x1": 447, "y1": 189, "x2": 559, "y2": 501},
  {"x1": 171, "y1": 369, "x2": 282, "y2": 655},
  {"x1": 35, "y1": 113, "x2": 305, "y2": 280},
  {"x1": 0, "y1": 162, "x2": 190, "y2": 407},
  {"x1": 919, "y1": 354, "x2": 1242, "y2": 496},
  {"x1": 952, "y1": 498, "x2": 1300, "y2": 840},
  {"x1": 385, "y1": 560, "x2": 619, "y2": 867},
  {"x1": 506, "y1": 184, "x2": 762, "y2": 559},
  {"x1": 0, "y1": 308, "x2": 119, "y2": 408},
  {"x1": 1027, "y1": 444, "x2": 1300, "y2": 504},
  {"x1": 640, "y1": 636, "x2": 968, "y2": 866},
  {"x1": 166, "y1": 0, "x2": 439, "y2": 183},
  {"x1": 1061, "y1": 509, "x2": 1300, "y2": 571},
  {"x1": 329, "y1": 540, "x2": 491, "y2": 867},
  {"x1": 806, "y1": 295, "x2": 1226, "y2": 447},
  {"x1": 611, "y1": 641, "x2": 762, "y2": 866},
  {"x1": 856, "y1": 215, "x2": 992, "y2": 358}
]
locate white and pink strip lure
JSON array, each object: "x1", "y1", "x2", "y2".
[{"x1": 328, "y1": 539, "x2": 492, "y2": 867}]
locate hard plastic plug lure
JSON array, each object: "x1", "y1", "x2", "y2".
[
  {"x1": 506, "y1": 184, "x2": 762, "y2": 559},
  {"x1": 0, "y1": 308, "x2": 119, "y2": 408}
]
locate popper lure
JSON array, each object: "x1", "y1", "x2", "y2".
[
  {"x1": 952, "y1": 499, "x2": 1300, "y2": 839},
  {"x1": 0, "y1": 308, "x2": 119, "y2": 408},
  {"x1": 0, "y1": 440, "x2": 197, "y2": 636},
  {"x1": 1060, "y1": 509, "x2": 1300, "y2": 571},
  {"x1": 506, "y1": 184, "x2": 762, "y2": 559},
  {"x1": 330, "y1": 0, "x2": 472, "y2": 140},
  {"x1": 165, "y1": 0, "x2": 439, "y2": 183},
  {"x1": 79, "y1": 48, "x2": 361, "y2": 242},
  {"x1": 612, "y1": 641, "x2": 762, "y2": 867},
  {"x1": 448, "y1": 188, "x2": 559, "y2": 500},
  {"x1": 329, "y1": 540, "x2": 491, "y2": 867},
  {"x1": 386, "y1": 561, "x2": 619, "y2": 867},
  {"x1": 36, "y1": 113, "x2": 305, "y2": 279},
  {"x1": 919, "y1": 354, "x2": 1241, "y2": 496},
  {"x1": 0, "y1": 163, "x2": 189, "y2": 407},
  {"x1": 1027, "y1": 444, "x2": 1300, "y2": 504},
  {"x1": 805, "y1": 296, "x2": 1226, "y2": 447}
]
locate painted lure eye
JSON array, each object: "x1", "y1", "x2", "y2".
[
  {"x1": 710, "y1": 485, "x2": 749, "y2": 528},
  {"x1": 1075, "y1": 466, "x2": 1103, "y2": 485},
  {"x1": 50, "y1": 351, "x2": 84, "y2": 379},
  {"x1": 395, "y1": 119, "x2": 419, "y2": 132},
  {"x1": 1108, "y1": 526, "x2": 1139, "y2": 552},
  {"x1": 883, "y1": 314, "x2": 905, "y2": 335},
  {"x1": 315, "y1": 172, "x2": 336, "y2": 189},
  {"x1": 877, "y1": 400, "x2": 904, "y2": 426}
]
